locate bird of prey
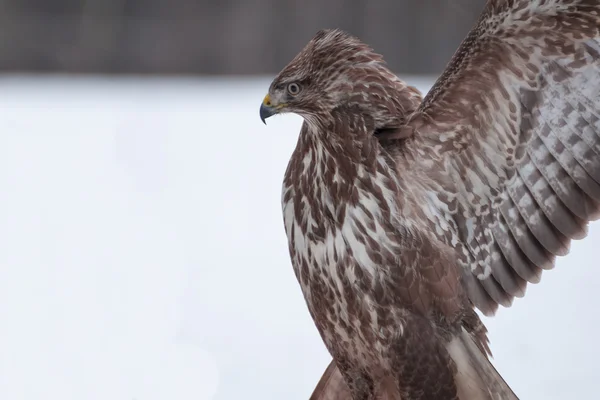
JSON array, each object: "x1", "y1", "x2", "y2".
[{"x1": 259, "y1": 1, "x2": 600, "y2": 399}]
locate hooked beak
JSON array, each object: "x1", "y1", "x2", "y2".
[{"x1": 259, "y1": 94, "x2": 278, "y2": 124}]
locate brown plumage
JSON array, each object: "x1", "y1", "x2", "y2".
[{"x1": 260, "y1": 1, "x2": 600, "y2": 399}]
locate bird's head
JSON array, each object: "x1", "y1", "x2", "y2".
[{"x1": 260, "y1": 29, "x2": 390, "y2": 126}]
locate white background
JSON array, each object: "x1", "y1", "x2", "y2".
[{"x1": 0, "y1": 76, "x2": 597, "y2": 399}]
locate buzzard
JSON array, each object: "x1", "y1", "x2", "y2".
[{"x1": 259, "y1": 1, "x2": 600, "y2": 399}]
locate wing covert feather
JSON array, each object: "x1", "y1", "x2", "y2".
[{"x1": 399, "y1": 0, "x2": 600, "y2": 315}]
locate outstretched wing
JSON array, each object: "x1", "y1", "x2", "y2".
[{"x1": 400, "y1": 0, "x2": 600, "y2": 315}]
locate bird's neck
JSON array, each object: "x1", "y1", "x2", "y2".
[
  {"x1": 283, "y1": 121, "x2": 400, "y2": 229},
  {"x1": 298, "y1": 118, "x2": 381, "y2": 183}
]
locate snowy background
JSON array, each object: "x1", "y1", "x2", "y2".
[{"x1": 0, "y1": 75, "x2": 597, "y2": 400}]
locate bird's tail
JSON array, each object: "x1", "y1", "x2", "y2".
[
  {"x1": 309, "y1": 361, "x2": 350, "y2": 400},
  {"x1": 309, "y1": 360, "x2": 401, "y2": 400},
  {"x1": 309, "y1": 328, "x2": 519, "y2": 400},
  {"x1": 446, "y1": 328, "x2": 519, "y2": 400}
]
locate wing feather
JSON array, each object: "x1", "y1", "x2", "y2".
[
  {"x1": 492, "y1": 210, "x2": 544, "y2": 284},
  {"x1": 526, "y1": 135, "x2": 598, "y2": 223},
  {"x1": 399, "y1": 0, "x2": 600, "y2": 314},
  {"x1": 517, "y1": 153, "x2": 581, "y2": 244},
  {"x1": 510, "y1": 169, "x2": 570, "y2": 256},
  {"x1": 488, "y1": 240, "x2": 528, "y2": 298}
]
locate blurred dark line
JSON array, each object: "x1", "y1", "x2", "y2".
[{"x1": 0, "y1": 0, "x2": 486, "y2": 75}]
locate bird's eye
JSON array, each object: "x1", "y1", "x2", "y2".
[{"x1": 287, "y1": 83, "x2": 301, "y2": 96}]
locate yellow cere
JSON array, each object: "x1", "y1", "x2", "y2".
[{"x1": 262, "y1": 94, "x2": 271, "y2": 106}]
